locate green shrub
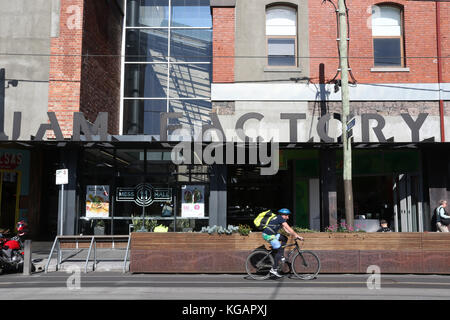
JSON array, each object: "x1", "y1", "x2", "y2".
[
  {"x1": 293, "y1": 227, "x2": 318, "y2": 233},
  {"x1": 238, "y1": 224, "x2": 252, "y2": 236}
]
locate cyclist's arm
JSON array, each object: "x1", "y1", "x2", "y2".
[{"x1": 281, "y1": 222, "x2": 304, "y2": 240}]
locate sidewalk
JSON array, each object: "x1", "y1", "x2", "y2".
[{"x1": 30, "y1": 241, "x2": 129, "y2": 273}]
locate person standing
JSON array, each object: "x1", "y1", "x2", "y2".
[
  {"x1": 377, "y1": 219, "x2": 392, "y2": 232},
  {"x1": 436, "y1": 200, "x2": 450, "y2": 232}
]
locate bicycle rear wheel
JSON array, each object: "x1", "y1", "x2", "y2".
[
  {"x1": 291, "y1": 250, "x2": 320, "y2": 280},
  {"x1": 245, "y1": 250, "x2": 274, "y2": 280}
]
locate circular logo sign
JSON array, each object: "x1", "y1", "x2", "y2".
[{"x1": 134, "y1": 183, "x2": 154, "y2": 207}]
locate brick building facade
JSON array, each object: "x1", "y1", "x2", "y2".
[{"x1": 0, "y1": 0, "x2": 449, "y2": 239}]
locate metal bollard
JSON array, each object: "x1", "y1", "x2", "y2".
[{"x1": 23, "y1": 240, "x2": 32, "y2": 275}]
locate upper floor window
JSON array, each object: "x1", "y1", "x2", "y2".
[
  {"x1": 266, "y1": 5, "x2": 297, "y2": 66},
  {"x1": 372, "y1": 4, "x2": 404, "y2": 67}
]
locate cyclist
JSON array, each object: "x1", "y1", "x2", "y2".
[{"x1": 262, "y1": 208, "x2": 303, "y2": 278}]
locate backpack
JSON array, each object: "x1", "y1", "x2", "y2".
[
  {"x1": 434, "y1": 206, "x2": 450, "y2": 226},
  {"x1": 253, "y1": 210, "x2": 276, "y2": 231}
]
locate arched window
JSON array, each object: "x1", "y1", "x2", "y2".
[
  {"x1": 372, "y1": 4, "x2": 404, "y2": 67},
  {"x1": 266, "y1": 5, "x2": 297, "y2": 66}
]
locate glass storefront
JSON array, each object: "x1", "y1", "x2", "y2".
[
  {"x1": 78, "y1": 147, "x2": 209, "y2": 235},
  {"x1": 71, "y1": 145, "x2": 426, "y2": 235},
  {"x1": 226, "y1": 164, "x2": 293, "y2": 229}
]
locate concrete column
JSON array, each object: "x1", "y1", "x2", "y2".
[
  {"x1": 319, "y1": 149, "x2": 337, "y2": 230},
  {"x1": 57, "y1": 147, "x2": 79, "y2": 235},
  {"x1": 209, "y1": 164, "x2": 227, "y2": 227}
]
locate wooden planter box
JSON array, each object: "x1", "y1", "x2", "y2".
[{"x1": 130, "y1": 232, "x2": 450, "y2": 274}]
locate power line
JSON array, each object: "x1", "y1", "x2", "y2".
[{"x1": 0, "y1": 53, "x2": 449, "y2": 59}]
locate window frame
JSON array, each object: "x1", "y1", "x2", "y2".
[
  {"x1": 265, "y1": 4, "x2": 298, "y2": 68},
  {"x1": 371, "y1": 4, "x2": 405, "y2": 68}
]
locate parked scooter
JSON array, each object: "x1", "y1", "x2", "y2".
[{"x1": 0, "y1": 221, "x2": 35, "y2": 274}]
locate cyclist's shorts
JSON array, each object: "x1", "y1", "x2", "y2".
[{"x1": 262, "y1": 233, "x2": 281, "y2": 249}]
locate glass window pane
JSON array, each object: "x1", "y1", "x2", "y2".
[
  {"x1": 126, "y1": 29, "x2": 168, "y2": 62},
  {"x1": 169, "y1": 64, "x2": 211, "y2": 98},
  {"x1": 170, "y1": 29, "x2": 212, "y2": 62},
  {"x1": 171, "y1": 0, "x2": 212, "y2": 28},
  {"x1": 123, "y1": 99, "x2": 167, "y2": 135},
  {"x1": 267, "y1": 38, "x2": 296, "y2": 66},
  {"x1": 372, "y1": 5, "x2": 401, "y2": 36},
  {"x1": 373, "y1": 38, "x2": 402, "y2": 66},
  {"x1": 266, "y1": 6, "x2": 296, "y2": 36},
  {"x1": 126, "y1": 0, "x2": 169, "y2": 27},
  {"x1": 124, "y1": 64, "x2": 168, "y2": 98},
  {"x1": 169, "y1": 100, "x2": 211, "y2": 132},
  {"x1": 268, "y1": 38, "x2": 295, "y2": 55},
  {"x1": 115, "y1": 149, "x2": 146, "y2": 174},
  {"x1": 143, "y1": 100, "x2": 167, "y2": 135}
]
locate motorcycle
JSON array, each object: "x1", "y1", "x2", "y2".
[{"x1": 0, "y1": 221, "x2": 35, "y2": 274}]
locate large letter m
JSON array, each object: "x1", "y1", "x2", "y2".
[{"x1": 73, "y1": 112, "x2": 108, "y2": 141}]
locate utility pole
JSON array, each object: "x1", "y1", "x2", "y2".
[{"x1": 337, "y1": 0, "x2": 354, "y2": 227}]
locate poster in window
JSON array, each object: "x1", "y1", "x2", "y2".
[
  {"x1": 86, "y1": 185, "x2": 110, "y2": 218},
  {"x1": 181, "y1": 185, "x2": 205, "y2": 218}
]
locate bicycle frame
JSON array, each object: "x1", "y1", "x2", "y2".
[{"x1": 275, "y1": 238, "x2": 303, "y2": 261}]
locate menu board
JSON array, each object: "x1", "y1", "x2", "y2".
[
  {"x1": 86, "y1": 185, "x2": 110, "y2": 218},
  {"x1": 181, "y1": 185, "x2": 205, "y2": 218}
]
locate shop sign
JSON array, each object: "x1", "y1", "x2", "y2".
[
  {"x1": 116, "y1": 183, "x2": 171, "y2": 207},
  {"x1": 181, "y1": 185, "x2": 205, "y2": 218},
  {"x1": 55, "y1": 169, "x2": 68, "y2": 185},
  {"x1": 86, "y1": 185, "x2": 109, "y2": 218},
  {"x1": 0, "y1": 151, "x2": 23, "y2": 170},
  {"x1": 0, "y1": 111, "x2": 438, "y2": 143}
]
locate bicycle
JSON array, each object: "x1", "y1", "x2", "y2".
[{"x1": 245, "y1": 238, "x2": 320, "y2": 280}]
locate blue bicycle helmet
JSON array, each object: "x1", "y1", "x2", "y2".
[{"x1": 278, "y1": 208, "x2": 291, "y2": 215}]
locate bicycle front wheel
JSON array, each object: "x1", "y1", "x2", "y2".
[
  {"x1": 291, "y1": 250, "x2": 320, "y2": 280},
  {"x1": 245, "y1": 250, "x2": 274, "y2": 280}
]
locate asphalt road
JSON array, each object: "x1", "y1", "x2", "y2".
[{"x1": 0, "y1": 272, "x2": 449, "y2": 301}]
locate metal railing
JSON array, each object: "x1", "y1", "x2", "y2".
[{"x1": 44, "y1": 235, "x2": 130, "y2": 273}]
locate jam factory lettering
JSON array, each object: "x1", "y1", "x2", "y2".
[{"x1": 0, "y1": 111, "x2": 435, "y2": 143}]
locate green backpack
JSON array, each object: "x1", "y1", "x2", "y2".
[{"x1": 253, "y1": 210, "x2": 276, "y2": 231}]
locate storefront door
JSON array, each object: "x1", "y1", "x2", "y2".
[{"x1": 393, "y1": 173, "x2": 424, "y2": 232}]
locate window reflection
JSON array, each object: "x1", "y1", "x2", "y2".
[
  {"x1": 171, "y1": 0, "x2": 212, "y2": 28},
  {"x1": 126, "y1": 0, "x2": 169, "y2": 27},
  {"x1": 125, "y1": 29, "x2": 168, "y2": 62},
  {"x1": 170, "y1": 29, "x2": 212, "y2": 62},
  {"x1": 123, "y1": 0, "x2": 212, "y2": 137}
]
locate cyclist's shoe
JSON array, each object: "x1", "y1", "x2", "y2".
[
  {"x1": 269, "y1": 268, "x2": 282, "y2": 278},
  {"x1": 280, "y1": 257, "x2": 286, "y2": 263}
]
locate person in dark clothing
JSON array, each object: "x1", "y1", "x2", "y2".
[
  {"x1": 377, "y1": 219, "x2": 392, "y2": 232},
  {"x1": 436, "y1": 200, "x2": 450, "y2": 232},
  {"x1": 261, "y1": 208, "x2": 303, "y2": 278}
]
